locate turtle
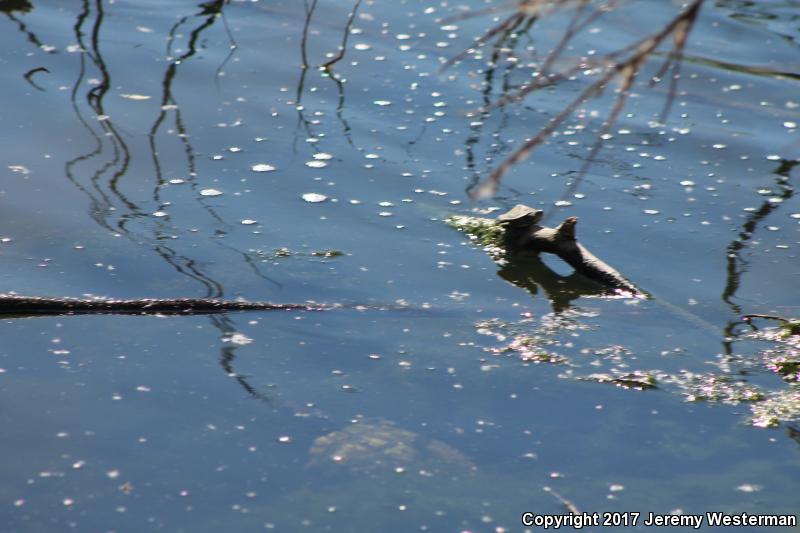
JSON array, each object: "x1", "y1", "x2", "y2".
[
  {"x1": 496, "y1": 204, "x2": 543, "y2": 228},
  {"x1": 308, "y1": 418, "x2": 475, "y2": 476},
  {"x1": 496, "y1": 204, "x2": 545, "y2": 252}
]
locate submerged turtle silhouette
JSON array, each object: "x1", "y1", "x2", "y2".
[{"x1": 309, "y1": 419, "x2": 474, "y2": 475}]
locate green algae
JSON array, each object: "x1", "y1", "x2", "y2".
[
  {"x1": 750, "y1": 389, "x2": 800, "y2": 428},
  {"x1": 252, "y1": 247, "x2": 346, "y2": 260},
  {"x1": 578, "y1": 370, "x2": 658, "y2": 390},
  {"x1": 445, "y1": 214, "x2": 505, "y2": 260},
  {"x1": 669, "y1": 372, "x2": 765, "y2": 404}
]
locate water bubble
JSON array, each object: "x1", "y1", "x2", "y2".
[{"x1": 251, "y1": 163, "x2": 276, "y2": 172}]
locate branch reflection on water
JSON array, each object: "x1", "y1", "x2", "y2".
[
  {"x1": 463, "y1": 14, "x2": 535, "y2": 196},
  {"x1": 4, "y1": 0, "x2": 285, "y2": 401},
  {"x1": 295, "y1": 0, "x2": 362, "y2": 152},
  {"x1": 0, "y1": 0, "x2": 55, "y2": 53},
  {"x1": 723, "y1": 158, "x2": 796, "y2": 351}
]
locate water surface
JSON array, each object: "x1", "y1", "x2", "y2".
[{"x1": 1, "y1": 1, "x2": 799, "y2": 531}]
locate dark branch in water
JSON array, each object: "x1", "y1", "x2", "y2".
[{"x1": 0, "y1": 294, "x2": 336, "y2": 316}]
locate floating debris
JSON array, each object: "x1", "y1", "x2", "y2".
[
  {"x1": 302, "y1": 193, "x2": 328, "y2": 203},
  {"x1": 750, "y1": 390, "x2": 800, "y2": 428},
  {"x1": 224, "y1": 333, "x2": 253, "y2": 346},
  {"x1": 252, "y1": 248, "x2": 344, "y2": 260},
  {"x1": 120, "y1": 93, "x2": 151, "y2": 100},
  {"x1": 8, "y1": 165, "x2": 30, "y2": 175},
  {"x1": 669, "y1": 372, "x2": 764, "y2": 404},
  {"x1": 251, "y1": 163, "x2": 276, "y2": 172},
  {"x1": 200, "y1": 188, "x2": 223, "y2": 197},
  {"x1": 310, "y1": 250, "x2": 344, "y2": 258},
  {"x1": 579, "y1": 371, "x2": 657, "y2": 390}
]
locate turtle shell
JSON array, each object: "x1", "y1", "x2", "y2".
[
  {"x1": 308, "y1": 419, "x2": 474, "y2": 475},
  {"x1": 496, "y1": 204, "x2": 543, "y2": 227}
]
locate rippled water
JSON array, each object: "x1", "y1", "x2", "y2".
[{"x1": 1, "y1": 1, "x2": 798, "y2": 531}]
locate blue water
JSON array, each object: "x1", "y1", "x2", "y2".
[{"x1": 0, "y1": 1, "x2": 798, "y2": 531}]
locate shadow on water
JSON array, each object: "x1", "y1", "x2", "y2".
[{"x1": 498, "y1": 251, "x2": 610, "y2": 314}]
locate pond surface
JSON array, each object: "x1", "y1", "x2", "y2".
[{"x1": 1, "y1": 1, "x2": 799, "y2": 531}]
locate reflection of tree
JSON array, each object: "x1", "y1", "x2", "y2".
[
  {"x1": 214, "y1": 314, "x2": 272, "y2": 402},
  {"x1": 446, "y1": 1, "x2": 704, "y2": 200},
  {"x1": 722, "y1": 159, "x2": 796, "y2": 352},
  {"x1": 295, "y1": 0, "x2": 362, "y2": 150},
  {"x1": 787, "y1": 425, "x2": 800, "y2": 449},
  {"x1": 0, "y1": 0, "x2": 55, "y2": 52},
  {"x1": 0, "y1": 0, "x2": 32, "y2": 12},
  {"x1": 52, "y1": 0, "x2": 275, "y2": 401},
  {"x1": 462, "y1": 15, "x2": 535, "y2": 195}
]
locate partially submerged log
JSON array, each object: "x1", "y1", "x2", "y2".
[
  {"x1": 0, "y1": 294, "x2": 336, "y2": 316},
  {"x1": 498, "y1": 204, "x2": 644, "y2": 297}
]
